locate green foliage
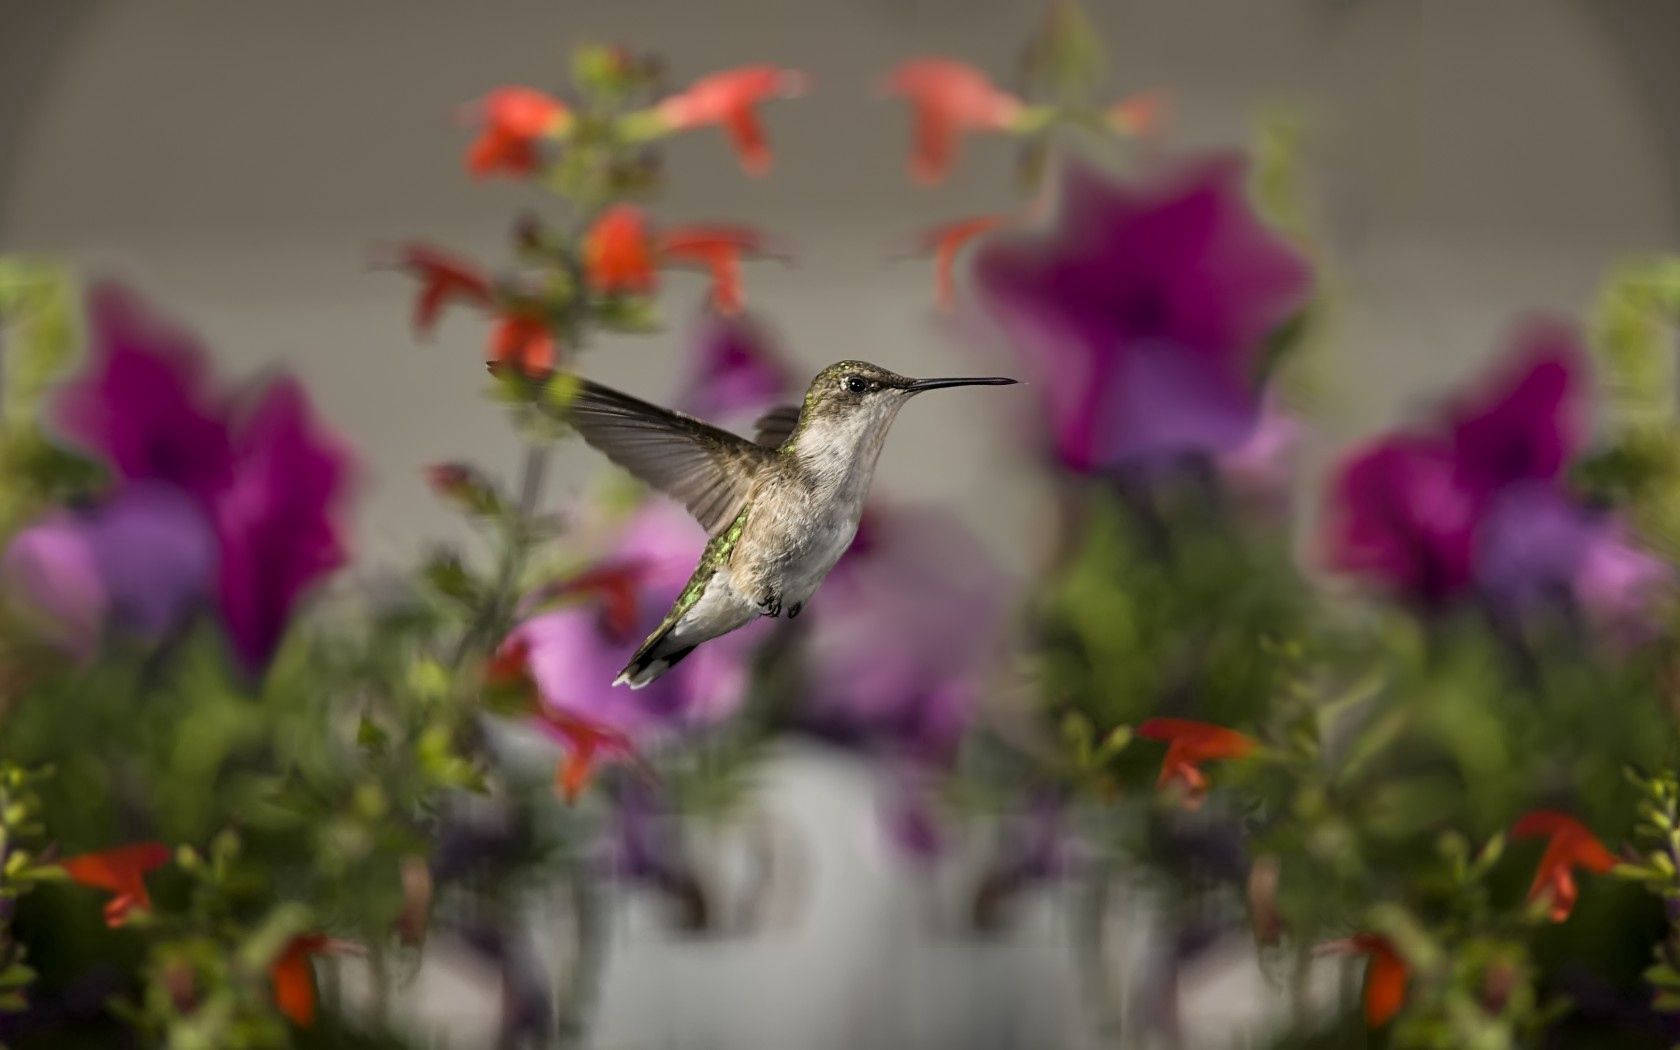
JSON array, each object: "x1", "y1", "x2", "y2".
[
  {"x1": 0, "y1": 766, "x2": 57, "y2": 1022},
  {"x1": 1617, "y1": 770, "x2": 1680, "y2": 1019},
  {"x1": 1579, "y1": 258, "x2": 1680, "y2": 555},
  {"x1": 1032, "y1": 482, "x2": 1311, "y2": 737},
  {"x1": 0, "y1": 261, "x2": 78, "y2": 425},
  {"x1": 1020, "y1": 0, "x2": 1106, "y2": 104},
  {"x1": 1015, "y1": 441, "x2": 1679, "y2": 1044},
  {"x1": 0, "y1": 263, "x2": 100, "y2": 535}
]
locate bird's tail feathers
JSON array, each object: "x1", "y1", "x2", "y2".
[{"x1": 614, "y1": 624, "x2": 697, "y2": 689}]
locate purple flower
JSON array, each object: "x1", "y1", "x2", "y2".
[
  {"x1": 1218, "y1": 394, "x2": 1303, "y2": 499},
  {"x1": 797, "y1": 505, "x2": 1010, "y2": 762},
  {"x1": 39, "y1": 284, "x2": 352, "y2": 670},
  {"x1": 674, "y1": 311, "x2": 793, "y2": 423},
  {"x1": 880, "y1": 776, "x2": 952, "y2": 865},
  {"x1": 1476, "y1": 483, "x2": 1669, "y2": 631},
  {"x1": 972, "y1": 796, "x2": 1077, "y2": 929},
  {"x1": 3, "y1": 484, "x2": 216, "y2": 657},
  {"x1": 974, "y1": 157, "x2": 1312, "y2": 472},
  {"x1": 1326, "y1": 322, "x2": 1666, "y2": 625},
  {"x1": 3, "y1": 514, "x2": 108, "y2": 658},
  {"x1": 87, "y1": 483, "x2": 217, "y2": 639},
  {"x1": 513, "y1": 607, "x2": 640, "y2": 734},
  {"x1": 507, "y1": 500, "x2": 764, "y2": 741}
]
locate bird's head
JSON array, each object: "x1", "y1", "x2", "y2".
[{"x1": 797, "y1": 360, "x2": 1016, "y2": 438}]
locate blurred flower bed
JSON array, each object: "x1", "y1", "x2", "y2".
[{"x1": 2, "y1": 4, "x2": 1680, "y2": 1048}]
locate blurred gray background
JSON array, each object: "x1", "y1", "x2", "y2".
[{"x1": 3, "y1": 1, "x2": 1678, "y2": 1047}]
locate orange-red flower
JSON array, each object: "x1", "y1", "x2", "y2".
[
  {"x1": 881, "y1": 59, "x2": 1028, "y2": 185},
  {"x1": 1322, "y1": 934, "x2": 1408, "y2": 1027},
  {"x1": 1107, "y1": 89, "x2": 1171, "y2": 137},
  {"x1": 60, "y1": 841, "x2": 171, "y2": 927},
  {"x1": 583, "y1": 205, "x2": 658, "y2": 295},
  {"x1": 465, "y1": 87, "x2": 571, "y2": 178},
  {"x1": 487, "y1": 315, "x2": 557, "y2": 379},
  {"x1": 388, "y1": 244, "x2": 494, "y2": 336},
  {"x1": 551, "y1": 560, "x2": 647, "y2": 641},
  {"x1": 913, "y1": 215, "x2": 1009, "y2": 310},
  {"x1": 1511, "y1": 810, "x2": 1616, "y2": 922},
  {"x1": 581, "y1": 208, "x2": 779, "y2": 311},
  {"x1": 485, "y1": 634, "x2": 534, "y2": 691},
  {"x1": 271, "y1": 933, "x2": 355, "y2": 1027},
  {"x1": 656, "y1": 226, "x2": 776, "y2": 315},
  {"x1": 654, "y1": 66, "x2": 807, "y2": 176},
  {"x1": 534, "y1": 707, "x2": 644, "y2": 802},
  {"x1": 1136, "y1": 718, "x2": 1255, "y2": 808},
  {"x1": 485, "y1": 634, "x2": 650, "y2": 802}
]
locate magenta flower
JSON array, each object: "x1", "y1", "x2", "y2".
[
  {"x1": 1327, "y1": 435, "x2": 1480, "y2": 605},
  {"x1": 507, "y1": 500, "x2": 764, "y2": 740},
  {"x1": 212, "y1": 381, "x2": 351, "y2": 669},
  {"x1": 674, "y1": 311, "x2": 794, "y2": 423},
  {"x1": 974, "y1": 157, "x2": 1312, "y2": 473},
  {"x1": 56, "y1": 288, "x2": 233, "y2": 505},
  {"x1": 38, "y1": 284, "x2": 352, "y2": 671},
  {"x1": 1326, "y1": 322, "x2": 1666, "y2": 624},
  {"x1": 797, "y1": 505, "x2": 1010, "y2": 762}
]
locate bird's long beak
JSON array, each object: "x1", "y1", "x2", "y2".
[{"x1": 904, "y1": 376, "x2": 1017, "y2": 393}]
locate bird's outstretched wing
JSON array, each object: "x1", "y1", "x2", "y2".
[
  {"x1": 751, "y1": 404, "x2": 802, "y2": 449},
  {"x1": 559, "y1": 379, "x2": 774, "y2": 533}
]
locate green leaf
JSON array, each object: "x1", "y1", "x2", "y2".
[
  {"x1": 421, "y1": 550, "x2": 483, "y2": 606},
  {"x1": 0, "y1": 259, "x2": 79, "y2": 423},
  {"x1": 1654, "y1": 990, "x2": 1680, "y2": 1012},
  {"x1": 425, "y1": 463, "x2": 505, "y2": 520},
  {"x1": 0, "y1": 963, "x2": 35, "y2": 987},
  {"x1": 1020, "y1": 0, "x2": 1106, "y2": 103},
  {"x1": 1645, "y1": 963, "x2": 1680, "y2": 989},
  {"x1": 355, "y1": 717, "x2": 389, "y2": 757},
  {"x1": 591, "y1": 295, "x2": 661, "y2": 333}
]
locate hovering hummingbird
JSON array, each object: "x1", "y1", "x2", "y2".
[{"x1": 560, "y1": 360, "x2": 1016, "y2": 687}]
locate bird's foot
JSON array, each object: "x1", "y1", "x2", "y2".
[
  {"x1": 758, "y1": 592, "x2": 783, "y2": 617},
  {"x1": 787, "y1": 601, "x2": 803, "y2": 619}
]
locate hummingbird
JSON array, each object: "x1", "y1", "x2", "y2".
[{"x1": 559, "y1": 360, "x2": 1015, "y2": 687}]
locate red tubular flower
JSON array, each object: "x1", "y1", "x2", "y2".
[
  {"x1": 656, "y1": 226, "x2": 775, "y2": 314},
  {"x1": 424, "y1": 462, "x2": 473, "y2": 499},
  {"x1": 271, "y1": 933, "x2": 355, "y2": 1027},
  {"x1": 1136, "y1": 718, "x2": 1255, "y2": 808},
  {"x1": 60, "y1": 842, "x2": 171, "y2": 927},
  {"x1": 486, "y1": 633, "x2": 649, "y2": 801},
  {"x1": 1511, "y1": 810, "x2": 1616, "y2": 922},
  {"x1": 1322, "y1": 934, "x2": 1408, "y2": 1027},
  {"x1": 914, "y1": 215, "x2": 1009, "y2": 310},
  {"x1": 654, "y1": 66, "x2": 808, "y2": 175},
  {"x1": 465, "y1": 87, "x2": 571, "y2": 178},
  {"x1": 485, "y1": 634, "x2": 533, "y2": 691},
  {"x1": 881, "y1": 59, "x2": 1027, "y2": 185},
  {"x1": 583, "y1": 205, "x2": 657, "y2": 295},
  {"x1": 553, "y1": 560, "x2": 647, "y2": 642},
  {"x1": 487, "y1": 315, "x2": 557, "y2": 378},
  {"x1": 535, "y1": 707, "x2": 644, "y2": 802},
  {"x1": 388, "y1": 244, "x2": 493, "y2": 336},
  {"x1": 1107, "y1": 89, "x2": 1170, "y2": 137}
]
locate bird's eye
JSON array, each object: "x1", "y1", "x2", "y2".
[{"x1": 844, "y1": 375, "x2": 869, "y2": 394}]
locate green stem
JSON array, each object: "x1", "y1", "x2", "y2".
[{"x1": 448, "y1": 442, "x2": 550, "y2": 669}]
